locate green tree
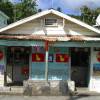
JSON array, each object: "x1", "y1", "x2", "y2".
[
  {"x1": 15, "y1": 0, "x2": 37, "y2": 21},
  {"x1": 0, "y1": 0, "x2": 37, "y2": 23},
  {"x1": 80, "y1": 6, "x2": 98, "y2": 25}
]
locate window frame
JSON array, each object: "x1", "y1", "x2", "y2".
[{"x1": 44, "y1": 18, "x2": 58, "y2": 27}]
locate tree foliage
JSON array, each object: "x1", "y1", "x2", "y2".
[
  {"x1": 80, "y1": 6, "x2": 99, "y2": 25},
  {"x1": 0, "y1": 0, "x2": 37, "y2": 23},
  {"x1": 15, "y1": 0, "x2": 37, "y2": 21}
]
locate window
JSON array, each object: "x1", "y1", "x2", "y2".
[{"x1": 45, "y1": 18, "x2": 57, "y2": 26}]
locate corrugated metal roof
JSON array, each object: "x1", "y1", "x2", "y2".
[
  {"x1": 0, "y1": 35, "x2": 70, "y2": 41},
  {"x1": 0, "y1": 34, "x2": 100, "y2": 41}
]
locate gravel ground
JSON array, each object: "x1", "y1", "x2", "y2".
[{"x1": 0, "y1": 95, "x2": 100, "y2": 100}]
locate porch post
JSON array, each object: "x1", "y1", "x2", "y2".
[
  {"x1": 68, "y1": 48, "x2": 71, "y2": 81},
  {"x1": 89, "y1": 47, "x2": 94, "y2": 89},
  {"x1": 45, "y1": 41, "x2": 49, "y2": 81},
  {"x1": 29, "y1": 46, "x2": 32, "y2": 79}
]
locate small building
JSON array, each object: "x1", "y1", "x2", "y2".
[
  {"x1": 0, "y1": 9, "x2": 100, "y2": 94},
  {"x1": 0, "y1": 11, "x2": 9, "y2": 28}
]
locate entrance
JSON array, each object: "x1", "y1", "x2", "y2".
[
  {"x1": 71, "y1": 47, "x2": 90, "y2": 87},
  {"x1": 6, "y1": 47, "x2": 30, "y2": 85}
]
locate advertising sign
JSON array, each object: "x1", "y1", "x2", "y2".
[
  {"x1": 56, "y1": 54, "x2": 69, "y2": 62},
  {"x1": 32, "y1": 53, "x2": 45, "y2": 62},
  {"x1": 93, "y1": 51, "x2": 100, "y2": 76}
]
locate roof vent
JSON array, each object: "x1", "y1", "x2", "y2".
[{"x1": 45, "y1": 18, "x2": 57, "y2": 26}]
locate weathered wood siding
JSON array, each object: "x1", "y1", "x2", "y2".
[{"x1": 4, "y1": 13, "x2": 99, "y2": 36}]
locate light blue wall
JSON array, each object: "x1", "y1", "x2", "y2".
[
  {"x1": 31, "y1": 47, "x2": 45, "y2": 80},
  {"x1": 48, "y1": 47, "x2": 69, "y2": 80},
  {"x1": 31, "y1": 46, "x2": 70, "y2": 80}
]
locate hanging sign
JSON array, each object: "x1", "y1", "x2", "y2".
[
  {"x1": 56, "y1": 54, "x2": 69, "y2": 62},
  {"x1": 32, "y1": 53, "x2": 45, "y2": 62}
]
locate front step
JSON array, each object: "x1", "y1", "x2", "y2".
[
  {"x1": 75, "y1": 87, "x2": 100, "y2": 96},
  {"x1": 0, "y1": 86, "x2": 23, "y2": 95}
]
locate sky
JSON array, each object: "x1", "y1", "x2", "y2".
[{"x1": 10, "y1": 0, "x2": 100, "y2": 15}]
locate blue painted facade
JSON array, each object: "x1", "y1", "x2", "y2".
[{"x1": 31, "y1": 46, "x2": 69, "y2": 80}]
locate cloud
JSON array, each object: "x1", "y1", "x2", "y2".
[
  {"x1": 9, "y1": 0, "x2": 21, "y2": 3},
  {"x1": 37, "y1": 0, "x2": 100, "y2": 15},
  {"x1": 61, "y1": 0, "x2": 100, "y2": 9}
]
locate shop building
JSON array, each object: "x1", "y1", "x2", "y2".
[{"x1": 0, "y1": 9, "x2": 100, "y2": 94}]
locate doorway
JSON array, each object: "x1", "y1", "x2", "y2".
[
  {"x1": 6, "y1": 47, "x2": 30, "y2": 85},
  {"x1": 71, "y1": 47, "x2": 90, "y2": 87}
]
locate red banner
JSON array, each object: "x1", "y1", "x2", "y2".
[
  {"x1": 56, "y1": 54, "x2": 69, "y2": 62},
  {"x1": 32, "y1": 53, "x2": 45, "y2": 62}
]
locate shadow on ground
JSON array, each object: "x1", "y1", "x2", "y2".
[{"x1": 69, "y1": 94, "x2": 90, "y2": 100}]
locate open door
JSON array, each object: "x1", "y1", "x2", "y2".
[
  {"x1": 71, "y1": 47, "x2": 90, "y2": 87},
  {"x1": 6, "y1": 47, "x2": 30, "y2": 85}
]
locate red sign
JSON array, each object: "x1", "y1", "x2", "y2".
[
  {"x1": 56, "y1": 54, "x2": 69, "y2": 62},
  {"x1": 97, "y1": 52, "x2": 100, "y2": 62},
  {"x1": 32, "y1": 53, "x2": 45, "y2": 62}
]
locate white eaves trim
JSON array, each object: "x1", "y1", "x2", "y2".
[
  {"x1": 0, "y1": 9, "x2": 51, "y2": 32},
  {"x1": 0, "y1": 9, "x2": 100, "y2": 34}
]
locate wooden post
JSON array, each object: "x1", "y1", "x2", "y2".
[
  {"x1": 29, "y1": 47, "x2": 32, "y2": 80},
  {"x1": 68, "y1": 48, "x2": 71, "y2": 81},
  {"x1": 45, "y1": 41, "x2": 49, "y2": 81},
  {"x1": 89, "y1": 47, "x2": 93, "y2": 89}
]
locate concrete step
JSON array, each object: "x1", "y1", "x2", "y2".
[
  {"x1": 0, "y1": 86, "x2": 23, "y2": 95},
  {"x1": 73, "y1": 87, "x2": 100, "y2": 96}
]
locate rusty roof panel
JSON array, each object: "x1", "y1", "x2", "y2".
[{"x1": 0, "y1": 34, "x2": 99, "y2": 41}]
